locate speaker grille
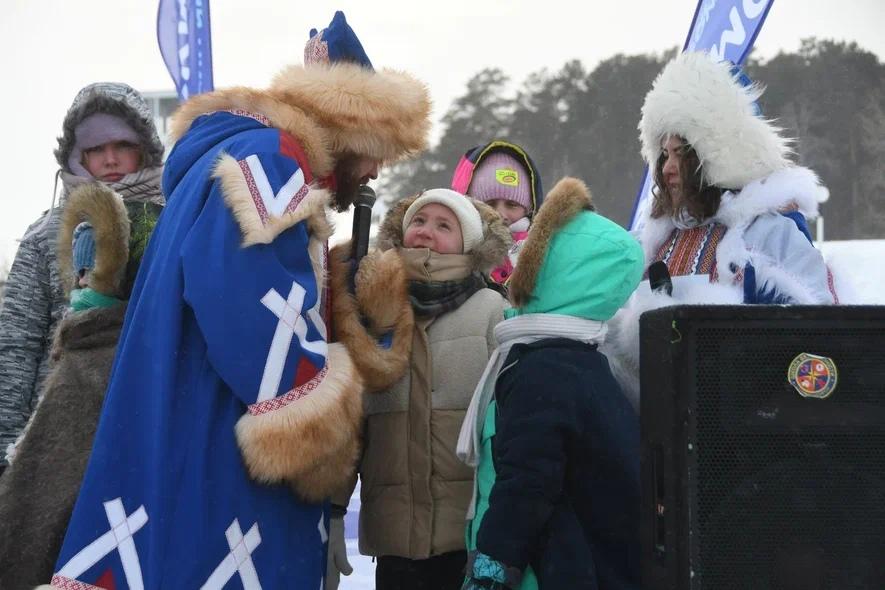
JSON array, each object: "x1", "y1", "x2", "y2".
[{"x1": 692, "y1": 326, "x2": 885, "y2": 589}]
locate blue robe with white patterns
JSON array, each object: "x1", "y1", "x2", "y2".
[{"x1": 51, "y1": 111, "x2": 350, "y2": 589}]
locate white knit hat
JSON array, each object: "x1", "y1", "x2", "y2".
[{"x1": 402, "y1": 188, "x2": 484, "y2": 253}]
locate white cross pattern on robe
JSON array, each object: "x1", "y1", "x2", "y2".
[
  {"x1": 245, "y1": 154, "x2": 306, "y2": 217},
  {"x1": 258, "y1": 280, "x2": 328, "y2": 402},
  {"x1": 56, "y1": 498, "x2": 148, "y2": 590},
  {"x1": 201, "y1": 519, "x2": 263, "y2": 590}
]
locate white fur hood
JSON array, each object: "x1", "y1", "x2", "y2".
[{"x1": 639, "y1": 51, "x2": 791, "y2": 189}]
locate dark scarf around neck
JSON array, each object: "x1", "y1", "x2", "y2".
[{"x1": 400, "y1": 248, "x2": 486, "y2": 318}]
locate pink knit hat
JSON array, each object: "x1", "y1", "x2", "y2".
[{"x1": 467, "y1": 152, "x2": 533, "y2": 213}]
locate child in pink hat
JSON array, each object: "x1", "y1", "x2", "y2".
[{"x1": 451, "y1": 140, "x2": 543, "y2": 284}]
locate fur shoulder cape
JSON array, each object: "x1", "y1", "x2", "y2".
[{"x1": 170, "y1": 62, "x2": 431, "y2": 178}]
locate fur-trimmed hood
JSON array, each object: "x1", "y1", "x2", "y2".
[
  {"x1": 57, "y1": 183, "x2": 130, "y2": 298},
  {"x1": 639, "y1": 52, "x2": 791, "y2": 189},
  {"x1": 55, "y1": 83, "x2": 165, "y2": 175},
  {"x1": 509, "y1": 178, "x2": 594, "y2": 308},
  {"x1": 507, "y1": 177, "x2": 644, "y2": 320},
  {"x1": 450, "y1": 139, "x2": 544, "y2": 218},
  {"x1": 170, "y1": 62, "x2": 431, "y2": 177},
  {"x1": 376, "y1": 193, "x2": 511, "y2": 273}
]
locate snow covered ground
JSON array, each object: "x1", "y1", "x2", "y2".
[
  {"x1": 341, "y1": 480, "x2": 375, "y2": 589},
  {"x1": 818, "y1": 240, "x2": 885, "y2": 303},
  {"x1": 336, "y1": 240, "x2": 885, "y2": 589}
]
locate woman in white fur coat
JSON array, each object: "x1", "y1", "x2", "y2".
[{"x1": 606, "y1": 51, "x2": 843, "y2": 408}]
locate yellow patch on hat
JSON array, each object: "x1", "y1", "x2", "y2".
[{"x1": 495, "y1": 168, "x2": 519, "y2": 187}]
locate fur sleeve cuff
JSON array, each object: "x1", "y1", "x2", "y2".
[
  {"x1": 235, "y1": 343, "x2": 363, "y2": 502},
  {"x1": 329, "y1": 243, "x2": 414, "y2": 392}
]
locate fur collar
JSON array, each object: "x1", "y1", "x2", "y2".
[
  {"x1": 170, "y1": 86, "x2": 336, "y2": 178},
  {"x1": 171, "y1": 62, "x2": 431, "y2": 177},
  {"x1": 508, "y1": 177, "x2": 594, "y2": 308},
  {"x1": 377, "y1": 194, "x2": 511, "y2": 274},
  {"x1": 638, "y1": 166, "x2": 826, "y2": 265},
  {"x1": 57, "y1": 183, "x2": 130, "y2": 298}
]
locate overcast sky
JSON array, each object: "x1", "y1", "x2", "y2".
[{"x1": 1, "y1": 0, "x2": 883, "y2": 266}]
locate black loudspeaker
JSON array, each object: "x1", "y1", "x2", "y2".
[{"x1": 640, "y1": 306, "x2": 885, "y2": 590}]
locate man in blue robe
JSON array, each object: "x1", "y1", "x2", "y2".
[{"x1": 45, "y1": 12, "x2": 429, "y2": 589}]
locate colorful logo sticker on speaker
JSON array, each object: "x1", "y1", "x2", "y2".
[{"x1": 788, "y1": 353, "x2": 838, "y2": 399}]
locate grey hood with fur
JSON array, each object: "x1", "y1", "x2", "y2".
[{"x1": 54, "y1": 82, "x2": 165, "y2": 175}]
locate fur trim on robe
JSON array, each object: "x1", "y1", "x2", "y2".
[
  {"x1": 329, "y1": 243, "x2": 415, "y2": 393},
  {"x1": 235, "y1": 343, "x2": 365, "y2": 502}
]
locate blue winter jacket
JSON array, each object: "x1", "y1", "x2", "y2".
[{"x1": 478, "y1": 338, "x2": 640, "y2": 590}]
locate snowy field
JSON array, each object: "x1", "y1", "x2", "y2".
[
  {"x1": 338, "y1": 240, "x2": 885, "y2": 590},
  {"x1": 818, "y1": 240, "x2": 885, "y2": 303},
  {"x1": 341, "y1": 481, "x2": 376, "y2": 589}
]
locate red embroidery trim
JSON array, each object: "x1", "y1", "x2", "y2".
[
  {"x1": 284, "y1": 184, "x2": 311, "y2": 216},
  {"x1": 248, "y1": 364, "x2": 329, "y2": 416},
  {"x1": 826, "y1": 267, "x2": 840, "y2": 304},
  {"x1": 51, "y1": 575, "x2": 105, "y2": 590},
  {"x1": 658, "y1": 224, "x2": 727, "y2": 277},
  {"x1": 238, "y1": 160, "x2": 269, "y2": 225},
  {"x1": 205, "y1": 109, "x2": 271, "y2": 127}
]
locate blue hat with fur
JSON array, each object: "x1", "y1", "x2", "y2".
[{"x1": 304, "y1": 11, "x2": 373, "y2": 70}]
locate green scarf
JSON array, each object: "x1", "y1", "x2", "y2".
[{"x1": 70, "y1": 288, "x2": 122, "y2": 312}]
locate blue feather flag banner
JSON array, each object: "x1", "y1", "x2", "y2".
[
  {"x1": 157, "y1": 0, "x2": 214, "y2": 102},
  {"x1": 628, "y1": 0, "x2": 775, "y2": 230}
]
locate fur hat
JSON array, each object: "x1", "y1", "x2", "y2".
[
  {"x1": 402, "y1": 188, "x2": 484, "y2": 253},
  {"x1": 639, "y1": 52, "x2": 791, "y2": 189},
  {"x1": 267, "y1": 11, "x2": 429, "y2": 164},
  {"x1": 172, "y1": 12, "x2": 431, "y2": 173},
  {"x1": 467, "y1": 152, "x2": 533, "y2": 213},
  {"x1": 68, "y1": 113, "x2": 142, "y2": 178}
]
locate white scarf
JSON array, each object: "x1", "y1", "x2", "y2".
[{"x1": 456, "y1": 313, "x2": 607, "y2": 517}]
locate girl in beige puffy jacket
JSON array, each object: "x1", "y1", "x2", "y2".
[{"x1": 328, "y1": 188, "x2": 511, "y2": 590}]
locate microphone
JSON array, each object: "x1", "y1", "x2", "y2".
[
  {"x1": 648, "y1": 260, "x2": 673, "y2": 296},
  {"x1": 351, "y1": 185, "x2": 376, "y2": 262}
]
